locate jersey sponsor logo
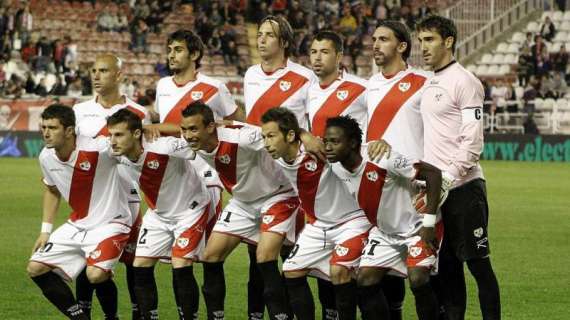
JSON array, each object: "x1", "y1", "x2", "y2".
[
  {"x1": 366, "y1": 171, "x2": 378, "y2": 182},
  {"x1": 335, "y1": 244, "x2": 349, "y2": 257},
  {"x1": 89, "y1": 249, "x2": 102, "y2": 259},
  {"x1": 218, "y1": 154, "x2": 231, "y2": 165},
  {"x1": 398, "y1": 82, "x2": 411, "y2": 92},
  {"x1": 473, "y1": 227, "x2": 484, "y2": 238},
  {"x1": 262, "y1": 215, "x2": 274, "y2": 224},
  {"x1": 147, "y1": 160, "x2": 160, "y2": 170},
  {"x1": 279, "y1": 80, "x2": 291, "y2": 91},
  {"x1": 435, "y1": 93, "x2": 443, "y2": 101},
  {"x1": 191, "y1": 91, "x2": 203, "y2": 100},
  {"x1": 304, "y1": 160, "x2": 318, "y2": 172},
  {"x1": 409, "y1": 246, "x2": 422, "y2": 257},
  {"x1": 336, "y1": 90, "x2": 349, "y2": 100},
  {"x1": 177, "y1": 237, "x2": 189, "y2": 248},
  {"x1": 79, "y1": 160, "x2": 91, "y2": 171}
]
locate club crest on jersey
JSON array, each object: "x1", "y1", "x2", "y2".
[
  {"x1": 262, "y1": 215, "x2": 275, "y2": 224},
  {"x1": 336, "y1": 90, "x2": 349, "y2": 100},
  {"x1": 89, "y1": 249, "x2": 101, "y2": 260},
  {"x1": 79, "y1": 161, "x2": 91, "y2": 171},
  {"x1": 177, "y1": 237, "x2": 189, "y2": 248},
  {"x1": 409, "y1": 246, "x2": 422, "y2": 257},
  {"x1": 366, "y1": 170, "x2": 378, "y2": 182},
  {"x1": 473, "y1": 227, "x2": 484, "y2": 238},
  {"x1": 335, "y1": 245, "x2": 349, "y2": 257},
  {"x1": 304, "y1": 160, "x2": 318, "y2": 172},
  {"x1": 398, "y1": 82, "x2": 411, "y2": 92},
  {"x1": 147, "y1": 160, "x2": 160, "y2": 170},
  {"x1": 279, "y1": 80, "x2": 291, "y2": 91},
  {"x1": 218, "y1": 154, "x2": 231, "y2": 165},
  {"x1": 191, "y1": 91, "x2": 203, "y2": 100}
]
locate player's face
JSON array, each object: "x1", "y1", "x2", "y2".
[
  {"x1": 310, "y1": 39, "x2": 341, "y2": 78},
  {"x1": 91, "y1": 58, "x2": 121, "y2": 95},
  {"x1": 257, "y1": 21, "x2": 283, "y2": 60},
  {"x1": 324, "y1": 126, "x2": 352, "y2": 163},
  {"x1": 41, "y1": 118, "x2": 70, "y2": 149},
  {"x1": 372, "y1": 27, "x2": 404, "y2": 67},
  {"x1": 167, "y1": 40, "x2": 193, "y2": 73},
  {"x1": 108, "y1": 122, "x2": 140, "y2": 156},
  {"x1": 180, "y1": 114, "x2": 215, "y2": 151},
  {"x1": 261, "y1": 121, "x2": 289, "y2": 159},
  {"x1": 418, "y1": 29, "x2": 451, "y2": 68}
]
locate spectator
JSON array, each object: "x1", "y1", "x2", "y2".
[
  {"x1": 15, "y1": 4, "x2": 33, "y2": 44},
  {"x1": 24, "y1": 71, "x2": 35, "y2": 94},
  {"x1": 130, "y1": 18, "x2": 149, "y2": 53},
  {"x1": 539, "y1": 16, "x2": 556, "y2": 42},
  {"x1": 536, "y1": 49, "x2": 552, "y2": 76},
  {"x1": 223, "y1": 40, "x2": 239, "y2": 65},
  {"x1": 339, "y1": 4, "x2": 358, "y2": 34},
  {"x1": 521, "y1": 32, "x2": 534, "y2": 50},
  {"x1": 523, "y1": 113, "x2": 540, "y2": 134},
  {"x1": 552, "y1": 44, "x2": 569, "y2": 75},
  {"x1": 209, "y1": 2, "x2": 225, "y2": 28},
  {"x1": 517, "y1": 46, "x2": 534, "y2": 87},
  {"x1": 53, "y1": 39, "x2": 65, "y2": 72},
  {"x1": 208, "y1": 29, "x2": 223, "y2": 55},
  {"x1": 67, "y1": 77, "x2": 83, "y2": 97},
  {"x1": 523, "y1": 76, "x2": 539, "y2": 113},
  {"x1": 490, "y1": 79, "x2": 509, "y2": 114},
  {"x1": 35, "y1": 78, "x2": 48, "y2": 97},
  {"x1": 134, "y1": 0, "x2": 151, "y2": 20},
  {"x1": 550, "y1": 71, "x2": 567, "y2": 98},
  {"x1": 116, "y1": 10, "x2": 129, "y2": 32},
  {"x1": 120, "y1": 77, "x2": 135, "y2": 98},
  {"x1": 49, "y1": 75, "x2": 67, "y2": 96},
  {"x1": 97, "y1": 10, "x2": 114, "y2": 32},
  {"x1": 374, "y1": 0, "x2": 390, "y2": 20}
]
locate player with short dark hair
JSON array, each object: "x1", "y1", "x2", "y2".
[
  {"x1": 261, "y1": 107, "x2": 372, "y2": 320},
  {"x1": 106, "y1": 108, "x2": 210, "y2": 320},
  {"x1": 417, "y1": 15, "x2": 501, "y2": 320},
  {"x1": 27, "y1": 104, "x2": 133, "y2": 320},
  {"x1": 324, "y1": 116, "x2": 452, "y2": 320},
  {"x1": 181, "y1": 101, "x2": 300, "y2": 320}
]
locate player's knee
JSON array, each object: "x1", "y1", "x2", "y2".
[
  {"x1": 357, "y1": 268, "x2": 382, "y2": 287},
  {"x1": 171, "y1": 257, "x2": 193, "y2": 269},
  {"x1": 85, "y1": 267, "x2": 110, "y2": 284},
  {"x1": 407, "y1": 267, "x2": 430, "y2": 288},
  {"x1": 330, "y1": 265, "x2": 351, "y2": 285},
  {"x1": 27, "y1": 261, "x2": 50, "y2": 278}
]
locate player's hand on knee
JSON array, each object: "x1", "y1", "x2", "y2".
[
  {"x1": 367, "y1": 139, "x2": 391, "y2": 162},
  {"x1": 419, "y1": 226, "x2": 438, "y2": 252},
  {"x1": 31, "y1": 233, "x2": 50, "y2": 254}
]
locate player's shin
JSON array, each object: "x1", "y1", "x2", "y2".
[
  {"x1": 285, "y1": 276, "x2": 315, "y2": 320},
  {"x1": 333, "y1": 280, "x2": 358, "y2": 320},
  {"x1": 31, "y1": 271, "x2": 89, "y2": 320},
  {"x1": 257, "y1": 260, "x2": 293, "y2": 319},
  {"x1": 247, "y1": 245, "x2": 265, "y2": 320},
  {"x1": 381, "y1": 275, "x2": 405, "y2": 320},
  {"x1": 133, "y1": 266, "x2": 159, "y2": 320},
  {"x1": 76, "y1": 268, "x2": 94, "y2": 318},
  {"x1": 202, "y1": 261, "x2": 226, "y2": 320},
  {"x1": 125, "y1": 264, "x2": 143, "y2": 319},
  {"x1": 410, "y1": 279, "x2": 439, "y2": 320},
  {"x1": 172, "y1": 265, "x2": 199, "y2": 320},
  {"x1": 317, "y1": 278, "x2": 338, "y2": 320},
  {"x1": 94, "y1": 278, "x2": 119, "y2": 320},
  {"x1": 357, "y1": 282, "x2": 390, "y2": 320},
  {"x1": 466, "y1": 258, "x2": 501, "y2": 320}
]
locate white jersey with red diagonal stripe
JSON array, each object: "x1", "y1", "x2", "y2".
[
  {"x1": 244, "y1": 59, "x2": 316, "y2": 128},
  {"x1": 366, "y1": 68, "x2": 431, "y2": 159},
  {"x1": 195, "y1": 125, "x2": 293, "y2": 203},
  {"x1": 39, "y1": 137, "x2": 131, "y2": 230},
  {"x1": 274, "y1": 147, "x2": 365, "y2": 229},
  {"x1": 73, "y1": 96, "x2": 151, "y2": 138},
  {"x1": 308, "y1": 71, "x2": 367, "y2": 138},
  {"x1": 155, "y1": 72, "x2": 237, "y2": 124},
  {"x1": 118, "y1": 137, "x2": 210, "y2": 220},
  {"x1": 332, "y1": 149, "x2": 423, "y2": 237}
]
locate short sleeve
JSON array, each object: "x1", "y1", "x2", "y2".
[
  {"x1": 238, "y1": 125, "x2": 265, "y2": 151},
  {"x1": 380, "y1": 151, "x2": 417, "y2": 181},
  {"x1": 155, "y1": 137, "x2": 195, "y2": 159},
  {"x1": 216, "y1": 83, "x2": 238, "y2": 118},
  {"x1": 456, "y1": 76, "x2": 484, "y2": 109}
]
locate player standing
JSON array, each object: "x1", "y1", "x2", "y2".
[
  {"x1": 73, "y1": 54, "x2": 151, "y2": 320},
  {"x1": 324, "y1": 116, "x2": 450, "y2": 320},
  {"x1": 180, "y1": 102, "x2": 299, "y2": 320},
  {"x1": 261, "y1": 108, "x2": 372, "y2": 320},
  {"x1": 366, "y1": 20, "x2": 432, "y2": 319},
  {"x1": 106, "y1": 109, "x2": 211, "y2": 320},
  {"x1": 416, "y1": 16, "x2": 501, "y2": 320},
  {"x1": 27, "y1": 104, "x2": 132, "y2": 320}
]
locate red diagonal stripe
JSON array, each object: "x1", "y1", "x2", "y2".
[
  {"x1": 69, "y1": 151, "x2": 99, "y2": 221},
  {"x1": 139, "y1": 152, "x2": 170, "y2": 209},
  {"x1": 357, "y1": 162, "x2": 387, "y2": 225},
  {"x1": 296, "y1": 155, "x2": 325, "y2": 224},
  {"x1": 214, "y1": 141, "x2": 239, "y2": 194},
  {"x1": 163, "y1": 82, "x2": 218, "y2": 125}
]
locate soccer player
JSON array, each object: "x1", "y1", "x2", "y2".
[
  {"x1": 261, "y1": 108, "x2": 372, "y2": 320},
  {"x1": 180, "y1": 101, "x2": 299, "y2": 320},
  {"x1": 366, "y1": 20, "x2": 432, "y2": 319},
  {"x1": 306, "y1": 29, "x2": 368, "y2": 319},
  {"x1": 324, "y1": 116, "x2": 450, "y2": 320},
  {"x1": 27, "y1": 104, "x2": 132, "y2": 320},
  {"x1": 73, "y1": 54, "x2": 151, "y2": 320},
  {"x1": 417, "y1": 16, "x2": 501, "y2": 320},
  {"x1": 106, "y1": 109, "x2": 211, "y2": 320}
]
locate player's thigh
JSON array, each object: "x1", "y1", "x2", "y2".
[
  {"x1": 357, "y1": 267, "x2": 389, "y2": 287},
  {"x1": 256, "y1": 231, "x2": 285, "y2": 262},
  {"x1": 329, "y1": 217, "x2": 370, "y2": 270},
  {"x1": 201, "y1": 231, "x2": 242, "y2": 262},
  {"x1": 260, "y1": 194, "x2": 300, "y2": 245},
  {"x1": 330, "y1": 264, "x2": 352, "y2": 285},
  {"x1": 27, "y1": 261, "x2": 52, "y2": 277},
  {"x1": 85, "y1": 265, "x2": 111, "y2": 284},
  {"x1": 282, "y1": 224, "x2": 332, "y2": 279},
  {"x1": 211, "y1": 199, "x2": 260, "y2": 245},
  {"x1": 83, "y1": 223, "x2": 131, "y2": 277}
]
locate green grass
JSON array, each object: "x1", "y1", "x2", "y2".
[{"x1": 0, "y1": 158, "x2": 569, "y2": 319}]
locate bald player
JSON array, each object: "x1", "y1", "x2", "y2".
[{"x1": 73, "y1": 54, "x2": 152, "y2": 320}]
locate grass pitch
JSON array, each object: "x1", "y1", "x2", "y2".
[{"x1": 0, "y1": 158, "x2": 568, "y2": 319}]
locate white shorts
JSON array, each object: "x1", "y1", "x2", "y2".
[
  {"x1": 135, "y1": 204, "x2": 210, "y2": 260},
  {"x1": 359, "y1": 222, "x2": 444, "y2": 277},
  {"x1": 212, "y1": 190, "x2": 300, "y2": 245},
  {"x1": 30, "y1": 222, "x2": 131, "y2": 281},
  {"x1": 282, "y1": 216, "x2": 371, "y2": 281}
]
